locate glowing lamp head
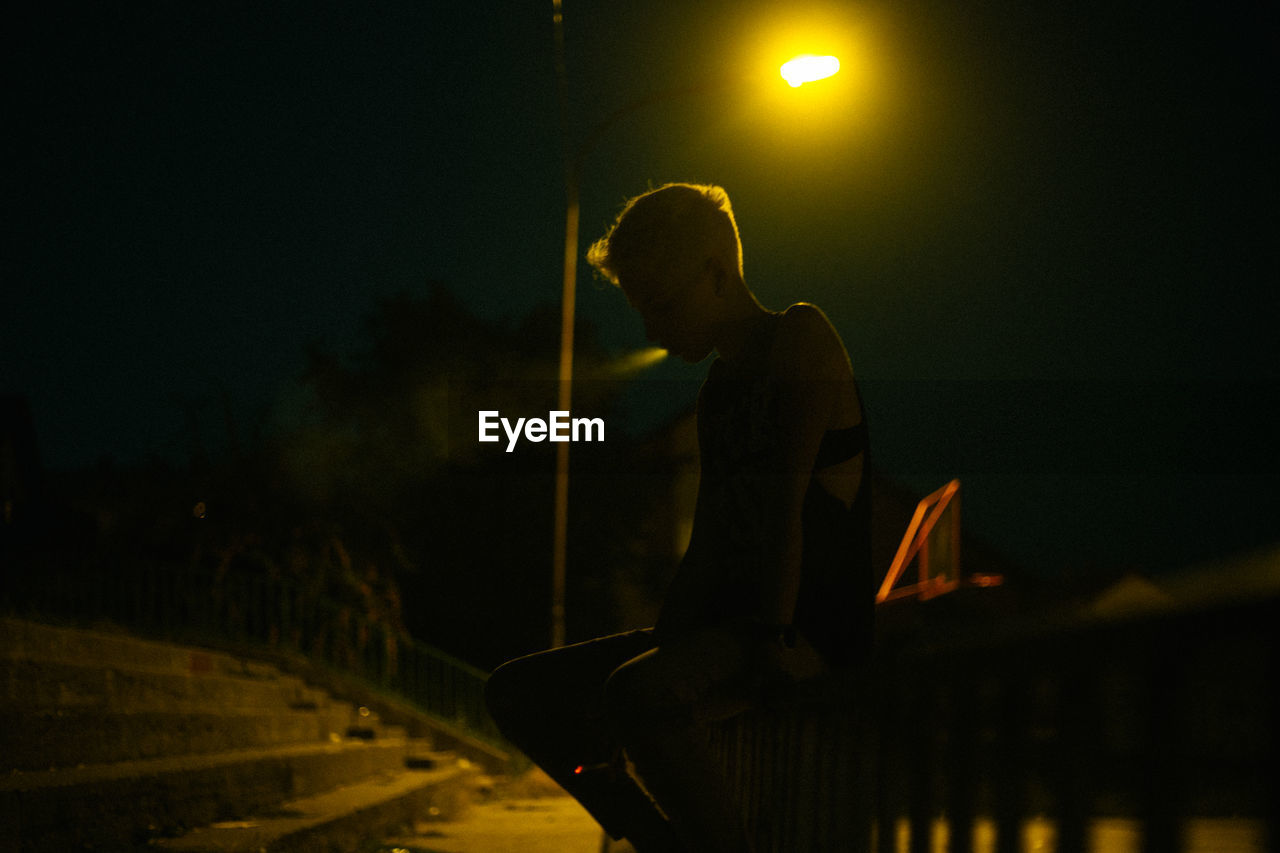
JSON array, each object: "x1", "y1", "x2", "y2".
[{"x1": 780, "y1": 54, "x2": 840, "y2": 87}]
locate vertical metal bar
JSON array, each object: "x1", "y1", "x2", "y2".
[
  {"x1": 1139, "y1": 627, "x2": 1181, "y2": 853},
  {"x1": 948, "y1": 671, "x2": 975, "y2": 853},
  {"x1": 1038, "y1": 634, "x2": 1088, "y2": 853},
  {"x1": 549, "y1": 0, "x2": 575, "y2": 653}
]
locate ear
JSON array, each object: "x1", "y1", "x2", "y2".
[{"x1": 706, "y1": 256, "x2": 728, "y2": 296}]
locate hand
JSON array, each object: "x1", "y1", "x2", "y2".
[{"x1": 745, "y1": 625, "x2": 828, "y2": 699}]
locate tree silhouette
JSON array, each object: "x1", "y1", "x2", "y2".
[
  {"x1": 10, "y1": 286, "x2": 669, "y2": 669},
  {"x1": 272, "y1": 285, "x2": 638, "y2": 665}
]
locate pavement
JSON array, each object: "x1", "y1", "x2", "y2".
[
  {"x1": 375, "y1": 769, "x2": 612, "y2": 853},
  {"x1": 378, "y1": 796, "x2": 604, "y2": 853}
]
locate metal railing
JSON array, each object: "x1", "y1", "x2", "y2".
[
  {"x1": 706, "y1": 590, "x2": 1278, "y2": 852},
  {"x1": 0, "y1": 557, "x2": 502, "y2": 747},
  {"x1": 877, "y1": 591, "x2": 1278, "y2": 852}
]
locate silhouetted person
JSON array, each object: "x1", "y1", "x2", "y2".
[{"x1": 485, "y1": 183, "x2": 872, "y2": 852}]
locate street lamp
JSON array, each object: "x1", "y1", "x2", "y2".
[
  {"x1": 549, "y1": 11, "x2": 841, "y2": 647},
  {"x1": 780, "y1": 54, "x2": 841, "y2": 87}
]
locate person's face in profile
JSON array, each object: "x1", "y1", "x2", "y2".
[{"x1": 620, "y1": 256, "x2": 719, "y2": 363}]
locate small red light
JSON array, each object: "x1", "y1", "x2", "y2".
[{"x1": 573, "y1": 765, "x2": 584, "y2": 775}]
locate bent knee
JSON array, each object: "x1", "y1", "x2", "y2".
[
  {"x1": 484, "y1": 657, "x2": 534, "y2": 731},
  {"x1": 604, "y1": 658, "x2": 686, "y2": 741},
  {"x1": 483, "y1": 653, "x2": 524, "y2": 712},
  {"x1": 601, "y1": 660, "x2": 638, "y2": 716},
  {"x1": 602, "y1": 664, "x2": 643, "y2": 739}
]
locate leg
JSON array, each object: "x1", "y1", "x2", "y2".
[
  {"x1": 485, "y1": 630, "x2": 682, "y2": 851},
  {"x1": 604, "y1": 627, "x2": 760, "y2": 853}
]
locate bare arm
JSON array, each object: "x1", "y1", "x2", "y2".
[
  {"x1": 657, "y1": 304, "x2": 855, "y2": 641},
  {"x1": 745, "y1": 303, "x2": 851, "y2": 627}
]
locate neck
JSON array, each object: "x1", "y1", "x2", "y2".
[{"x1": 714, "y1": 290, "x2": 774, "y2": 364}]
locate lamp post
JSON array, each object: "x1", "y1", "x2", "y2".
[
  {"x1": 548, "y1": 28, "x2": 841, "y2": 647},
  {"x1": 549, "y1": 75, "x2": 750, "y2": 649}
]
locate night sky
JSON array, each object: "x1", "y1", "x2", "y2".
[{"x1": 6, "y1": 1, "x2": 1276, "y2": 580}]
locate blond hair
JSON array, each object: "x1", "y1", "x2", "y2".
[{"x1": 586, "y1": 183, "x2": 743, "y2": 286}]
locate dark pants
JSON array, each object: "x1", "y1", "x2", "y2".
[{"x1": 485, "y1": 627, "x2": 760, "y2": 852}]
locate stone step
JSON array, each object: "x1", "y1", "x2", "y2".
[
  {"x1": 0, "y1": 617, "x2": 281, "y2": 681},
  {"x1": 155, "y1": 759, "x2": 477, "y2": 853},
  {"x1": 2, "y1": 708, "x2": 351, "y2": 771},
  {"x1": 0, "y1": 657, "x2": 331, "y2": 716},
  {"x1": 0, "y1": 736, "x2": 423, "y2": 850},
  {"x1": 1, "y1": 624, "x2": 413, "y2": 775}
]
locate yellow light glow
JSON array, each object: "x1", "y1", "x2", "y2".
[
  {"x1": 780, "y1": 54, "x2": 840, "y2": 87},
  {"x1": 1022, "y1": 816, "x2": 1057, "y2": 852},
  {"x1": 1088, "y1": 818, "x2": 1141, "y2": 853},
  {"x1": 973, "y1": 817, "x2": 997, "y2": 853},
  {"x1": 605, "y1": 346, "x2": 668, "y2": 376},
  {"x1": 895, "y1": 818, "x2": 910, "y2": 853},
  {"x1": 730, "y1": 6, "x2": 891, "y2": 155},
  {"x1": 930, "y1": 818, "x2": 949, "y2": 853}
]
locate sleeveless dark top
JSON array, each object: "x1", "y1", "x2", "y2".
[{"x1": 656, "y1": 311, "x2": 873, "y2": 667}]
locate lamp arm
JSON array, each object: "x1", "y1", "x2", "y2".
[{"x1": 571, "y1": 74, "x2": 753, "y2": 173}]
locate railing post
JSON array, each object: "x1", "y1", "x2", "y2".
[
  {"x1": 1054, "y1": 644, "x2": 1091, "y2": 853},
  {"x1": 873, "y1": 660, "x2": 896, "y2": 853},
  {"x1": 945, "y1": 668, "x2": 975, "y2": 853},
  {"x1": 1138, "y1": 627, "x2": 1182, "y2": 853},
  {"x1": 905, "y1": 669, "x2": 930, "y2": 853}
]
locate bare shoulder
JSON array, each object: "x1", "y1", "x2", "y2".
[
  {"x1": 780, "y1": 301, "x2": 833, "y2": 329},
  {"x1": 772, "y1": 302, "x2": 851, "y2": 379}
]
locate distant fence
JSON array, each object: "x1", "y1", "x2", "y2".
[{"x1": 0, "y1": 558, "x2": 502, "y2": 748}]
